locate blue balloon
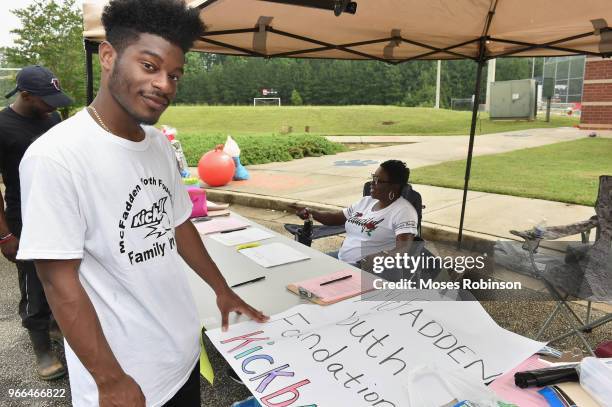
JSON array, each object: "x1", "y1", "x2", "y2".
[{"x1": 233, "y1": 156, "x2": 250, "y2": 180}]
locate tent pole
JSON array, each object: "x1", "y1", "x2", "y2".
[
  {"x1": 85, "y1": 40, "x2": 95, "y2": 105},
  {"x1": 457, "y1": 37, "x2": 487, "y2": 249}
]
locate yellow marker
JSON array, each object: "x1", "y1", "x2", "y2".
[
  {"x1": 236, "y1": 242, "x2": 260, "y2": 251},
  {"x1": 199, "y1": 329, "x2": 214, "y2": 384}
]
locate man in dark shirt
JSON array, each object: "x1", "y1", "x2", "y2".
[{"x1": 0, "y1": 65, "x2": 72, "y2": 380}]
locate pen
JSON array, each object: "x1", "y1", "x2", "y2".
[
  {"x1": 231, "y1": 276, "x2": 266, "y2": 288},
  {"x1": 237, "y1": 242, "x2": 260, "y2": 251},
  {"x1": 221, "y1": 227, "x2": 248, "y2": 234},
  {"x1": 320, "y1": 274, "x2": 352, "y2": 286}
]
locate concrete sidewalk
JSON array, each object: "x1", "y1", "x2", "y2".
[{"x1": 196, "y1": 127, "x2": 599, "y2": 243}]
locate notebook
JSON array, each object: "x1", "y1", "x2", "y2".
[
  {"x1": 194, "y1": 217, "x2": 250, "y2": 235},
  {"x1": 287, "y1": 269, "x2": 373, "y2": 305},
  {"x1": 209, "y1": 228, "x2": 275, "y2": 246},
  {"x1": 239, "y1": 242, "x2": 310, "y2": 268}
]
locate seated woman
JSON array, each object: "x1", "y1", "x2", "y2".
[{"x1": 294, "y1": 160, "x2": 418, "y2": 265}]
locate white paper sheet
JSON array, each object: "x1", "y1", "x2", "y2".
[
  {"x1": 209, "y1": 228, "x2": 275, "y2": 247},
  {"x1": 207, "y1": 292, "x2": 545, "y2": 407},
  {"x1": 239, "y1": 242, "x2": 310, "y2": 268}
]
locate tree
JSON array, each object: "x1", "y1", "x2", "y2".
[
  {"x1": 496, "y1": 58, "x2": 531, "y2": 82},
  {"x1": 290, "y1": 89, "x2": 303, "y2": 105},
  {"x1": 0, "y1": 48, "x2": 20, "y2": 102},
  {"x1": 5, "y1": 0, "x2": 86, "y2": 113},
  {"x1": 176, "y1": 53, "x2": 213, "y2": 104}
]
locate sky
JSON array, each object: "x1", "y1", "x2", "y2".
[{"x1": 0, "y1": 0, "x2": 83, "y2": 48}]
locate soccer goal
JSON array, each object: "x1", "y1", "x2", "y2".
[
  {"x1": 253, "y1": 97, "x2": 281, "y2": 106},
  {"x1": 450, "y1": 98, "x2": 474, "y2": 111}
]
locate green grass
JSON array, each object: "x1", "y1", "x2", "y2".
[
  {"x1": 411, "y1": 138, "x2": 612, "y2": 206},
  {"x1": 160, "y1": 105, "x2": 579, "y2": 137},
  {"x1": 179, "y1": 133, "x2": 346, "y2": 166}
]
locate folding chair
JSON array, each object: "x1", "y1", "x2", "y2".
[
  {"x1": 508, "y1": 175, "x2": 612, "y2": 355},
  {"x1": 284, "y1": 181, "x2": 424, "y2": 247}
]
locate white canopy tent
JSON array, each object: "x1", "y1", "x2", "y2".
[{"x1": 82, "y1": 0, "x2": 612, "y2": 244}]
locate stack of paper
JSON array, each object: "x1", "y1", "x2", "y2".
[
  {"x1": 206, "y1": 200, "x2": 229, "y2": 210},
  {"x1": 206, "y1": 209, "x2": 230, "y2": 218},
  {"x1": 239, "y1": 242, "x2": 310, "y2": 268},
  {"x1": 206, "y1": 200, "x2": 230, "y2": 217}
]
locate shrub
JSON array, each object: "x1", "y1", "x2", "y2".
[
  {"x1": 178, "y1": 133, "x2": 346, "y2": 166},
  {"x1": 290, "y1": 89, "x2": 303, "y2": 106}
]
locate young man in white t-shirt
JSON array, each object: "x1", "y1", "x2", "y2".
[
  {"x1": 293, "y1": 160, "x2": 418, "y2": 264},
  {"x1": 16, "y1": 1, "x2": 268, "y2": 406}
]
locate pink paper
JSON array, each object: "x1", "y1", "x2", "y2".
[
  {"x1": 296, "y1": 269, "x2": 365, "y2": 302},
  {"x1": 194, "y1": 217, "x2": 250, "y2": 235},
  {"x1": 490, "y1": 355, "x2": 548, "y2": 406}
]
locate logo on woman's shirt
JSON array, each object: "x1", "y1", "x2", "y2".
[{"x1": 347, "y1": 215, "x2": 384, "y2": 236}]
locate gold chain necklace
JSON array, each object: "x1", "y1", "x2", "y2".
[{"x1": 87, "y1": 105, "x2": 111, "y2": 133}]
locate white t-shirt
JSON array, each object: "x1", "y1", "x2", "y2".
[
  {"x1": 338, "y1": 196, "x2": 418, "y2": 264},
  {"x1": 17, "y1": 109, "x2": 199, "y2": 407}
]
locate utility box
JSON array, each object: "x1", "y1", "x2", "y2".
[
  {"x1": 489, "y1": 79, "x2": 537, "y2": 120},
  {"x1": 542, "y1": 77, "x2": 554, "y2": 98}
]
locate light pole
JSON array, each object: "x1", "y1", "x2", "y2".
[
  {"x1": 435, "y1": 60, "x2": 441, "y2": 109},
  {"x1": 485, "y1": 59, "x2": 496, "y2": 112}
]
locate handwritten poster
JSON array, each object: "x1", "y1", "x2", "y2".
[{"x1": 207, "y1": 290, "x2": 544, "y2": 407}]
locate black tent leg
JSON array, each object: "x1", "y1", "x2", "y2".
[
  {"x1": 85, "y1": 40, "x2": 95, "y2": 105},
  {"x1": 457, "y1": 42, "x2": 487, "y2": 249}
]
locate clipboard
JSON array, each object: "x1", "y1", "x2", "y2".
[
  {"x1": 287, "y1": 270, "x2": 374, "y2": 305},
  {"x1": 286, "y1": 284, "x2": 359, "y2": 305}
]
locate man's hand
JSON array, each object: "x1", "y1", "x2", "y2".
[
  {"x1": 97, "y1": 373, "x2": 145, "y2": 407},
  {"x1": 1, "y1": 236, "x2": 19, "y2": 263},
  {"x1": 174, "y1": 220, "x2": 270, "y2": 331},
  {"x1": 216, "y1": 288, "x2": 269, "y2": 331}
]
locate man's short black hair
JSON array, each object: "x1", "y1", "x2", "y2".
[
  {"x1": 102, "y1": 0, "x2": 204, "y2": 54},
  {"x1": 380, "y1": 160, "x2": 410, "y2": 186}
]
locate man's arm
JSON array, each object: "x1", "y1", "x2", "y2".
[
  {"x1": 174, "y1": 220, "x2": 269, "y2": 331},
  {"x1": 35, "y1": 259, "x2": 145, "y2": 407},
  {"x1": 0, "y1": 191, "x2": 19, "y2": 262}
]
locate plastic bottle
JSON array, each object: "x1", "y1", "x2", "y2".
[
  {"x1": 303, "y1": 212, "x2": 313, "y2": 239},
  {"x1": 297, "y1": 210, "x2": 313, "y2": 246},
  {"x1": 534, "y1": 220, "x2": 547, "y2": 239}
]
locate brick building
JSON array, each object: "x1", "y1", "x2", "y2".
[{"x1": 580, "y1": 57, "x2": 612, "y2": 130}]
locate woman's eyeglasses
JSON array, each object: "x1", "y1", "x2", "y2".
[{"x1": 371, "y1": 175, "x2": 393, "y2": 185}]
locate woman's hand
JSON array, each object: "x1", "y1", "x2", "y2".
[{"x1": 289, "y1": 204, "x2": 310, "y2": 220}]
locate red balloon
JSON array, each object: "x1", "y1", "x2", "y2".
[{"x1": 198, "y1": 145, "x2": 235, "y2": 187}]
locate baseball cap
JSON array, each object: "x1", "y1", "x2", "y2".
[{"x1": 5, "y1": 65, "x2": 73, "y2": 108}]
